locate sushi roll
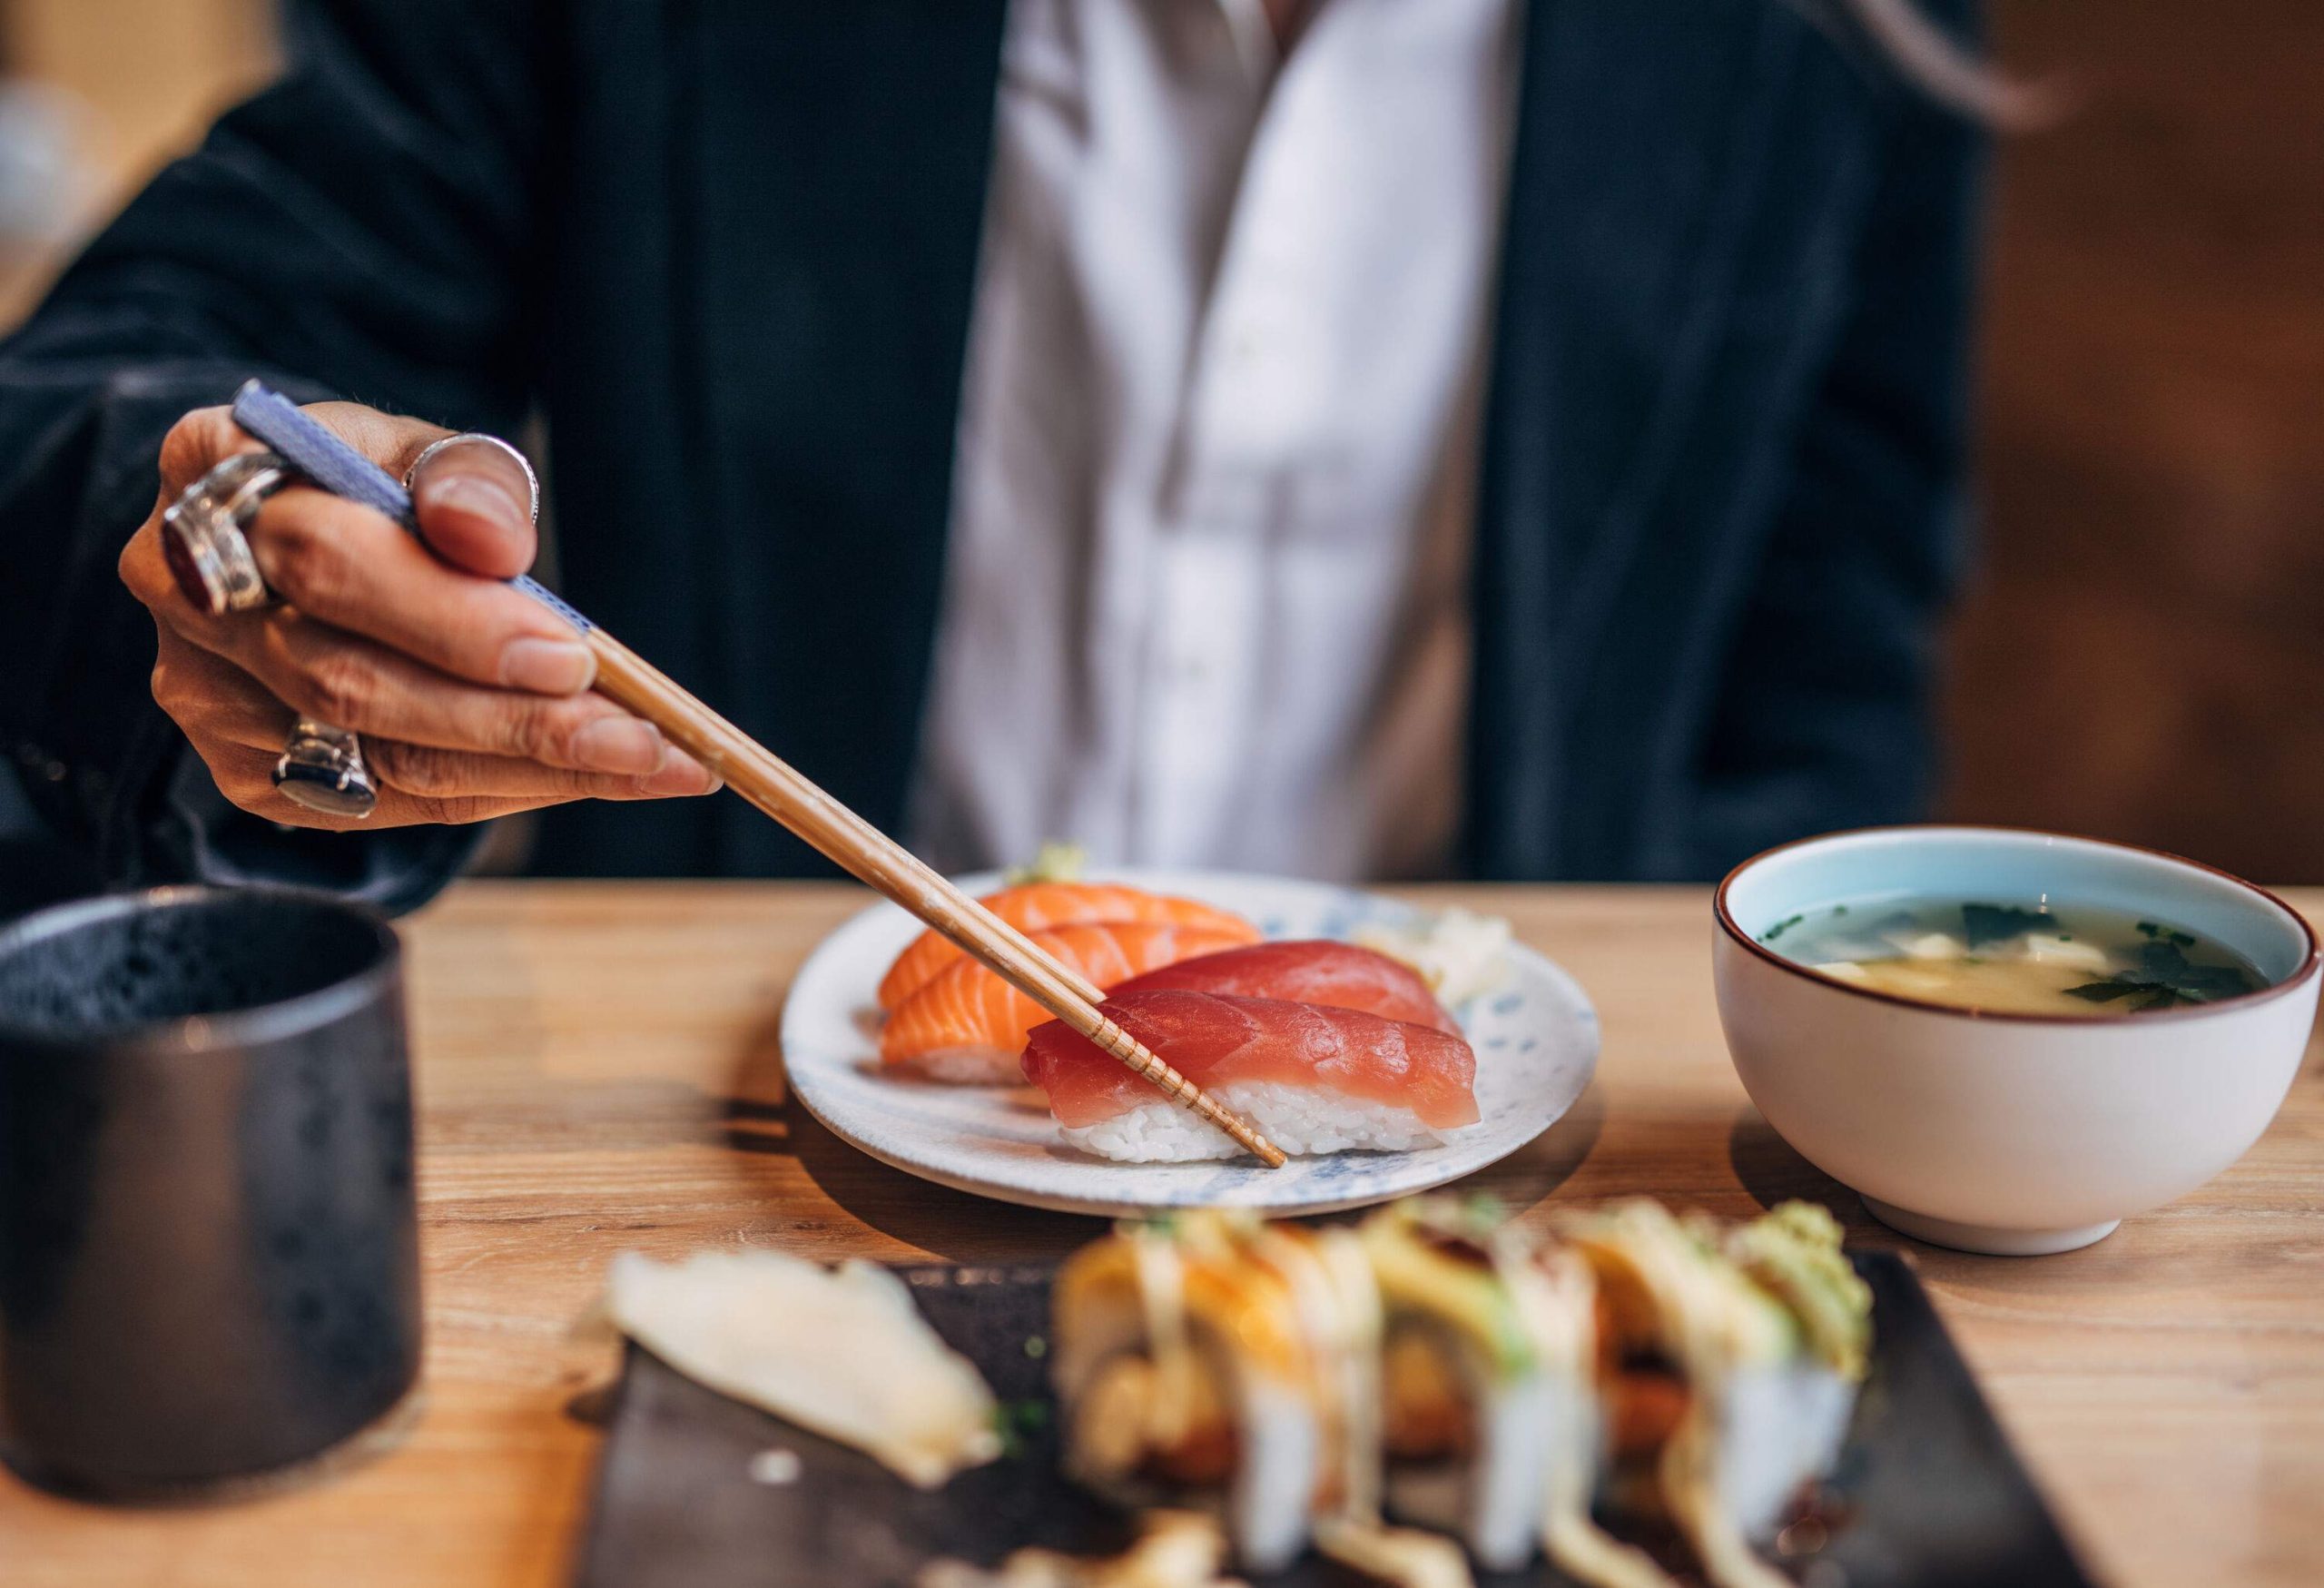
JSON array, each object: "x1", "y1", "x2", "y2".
[
  {"x1": 1044, "y1": 1198, "x2": 1870, "y2": 1586},
  {"x1": 1360, "y1": 1199, "x2": 1665, "y2": 1583},
  {"x1": 1020, "y1": 991, "x2": 1479, "y2": 1162},
  {"x1": 1563, "y1": 1200, "x2": 1872, "y2": 1588},
  {"x1": 1715, "y1": 1202, "x2": 1873, "y2": 1524},
  {"x1": 880, "y1": 920, "x2": 1255, "y2": 1082},
  {"x1": 1495, "y1": 1228, "x2": 1677, "y2": 1588},
  {"x1": 1049, "y1": 1212, "x2": 1376, "y2": 1573},
  {"x1": 878, "y1": 883, "x2": 1261, "y2": 1011},
  {"x1": 1361, "y1": 1198, "x2": 1549, "y2": 1569}
]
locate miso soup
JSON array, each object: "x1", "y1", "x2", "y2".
[{"x1": 1759, "y1": 898, "x2": 2268, "y2": 1016}]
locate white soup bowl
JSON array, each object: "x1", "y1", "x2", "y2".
[{"x1": 1714, "y1": 826, "x2": 2319, "y2": 1255}]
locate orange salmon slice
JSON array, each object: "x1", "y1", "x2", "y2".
[
  {"x1": 880, "y1": 920, "x2": 1257, "y2": 1079},
  {"x1": 877, "y1": 883, "x2": 1260, "y2": 1011}
]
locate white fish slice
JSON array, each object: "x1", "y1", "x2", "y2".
[{"x1": 607, "y1": 1249, "x2": 1001, "y2": 1488}]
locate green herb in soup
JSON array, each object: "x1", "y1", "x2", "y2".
[{"x1": 1765, "y1": 899, "x2": 2267, "y2": 1016}]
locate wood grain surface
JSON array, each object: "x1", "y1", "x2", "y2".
[{"x1": 2, "y1": 882, "x2": 2318, "y2": 1587}]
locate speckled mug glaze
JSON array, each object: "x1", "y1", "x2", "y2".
[
  {"x1": 0, "y1": 887, "x2": 421, "y2": 1497},
  {"x1": 1716, "y1": 827, "x2": 2319, "y2": 1255}
]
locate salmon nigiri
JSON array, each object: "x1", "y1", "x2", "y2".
[
  {"x1": 877, "y1": 883, "x2": 1260, "y2": 1011},
  {"x1": 881, "y1": 921, "x2": 1257, "y2": 1082},
  {"x1": 1109, "y1": 940, "x2": 1459, "y2": 1034},
  {"x1": 1021, "y1": 990, "x2": 1479, "y2": 1162}
]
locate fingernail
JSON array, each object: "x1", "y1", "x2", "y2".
[
  {"x1": 640, "y1": 751, "x2": 720, "y2": 797},
  {"x1": 573, "y1": 717, "x2": 664, "y2": 774},
  {"x1": 500, "y1": 638, "x2": 596, "y2": 694},
  {"x1": 427, "y1": 475, "x2": 526, "y2": 528}
]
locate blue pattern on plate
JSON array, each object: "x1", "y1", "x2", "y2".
[{"x1": 781, "y1": 869, "x2": 1601, "y2": 1218}]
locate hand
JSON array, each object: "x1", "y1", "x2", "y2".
[{"x1": 118, "y1": 401, "x2": 718, "y2": 830}]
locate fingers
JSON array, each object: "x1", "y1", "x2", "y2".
[
  {"x1": 152, "y1": 623, "x2": 295, "y2": 754},
  {"x1": 362, "y1": 740, "x2": 721, "y2": 804},
  {"x1": 149, "y1": 624, "x2": 718, "y2": 832},
  {"x1": 240, "y1": 484, "x2": 592, "y2": 693},
  {"x1": 126, "y1": 398, "x2": 721, "y2": 834},
  {"x1": 131, "y1": 502, "x2": 721, "y2": 794},
  {"x1": 182, "y1": 736, "x2": 675, "y2": 833},
  {"x1": 298, "y1": 402, "x2": 539, "y2": 577},
  {"x1": 185, "y1": 737, "x2": 714, "y2": 833},
  {"x1": 131, "y1": 400, "x2": 583, "y2": 697},
  {"x1": 153, "y1": 400, "x2": 450, "y2": 504},
  {"x1": 296, "y1": 401, "x2": 451, "y2": 483},
  {"x1": 192, "y1": 605, "x2": 714, "y2": 784},
  {"x1": 154, "y1": 406, "x2": 260, "y2": 498},
  {"x1": 408, "y1": 434, "x2": 538, "y2": 578}
]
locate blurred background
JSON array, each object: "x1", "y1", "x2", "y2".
[{"x1": 0, "y1": 0, "x2": 2318, "y2": 880}]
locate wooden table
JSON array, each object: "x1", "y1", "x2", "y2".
[{"x1": 4, "y1": 882, "x2": 2319, "y2": 1586}]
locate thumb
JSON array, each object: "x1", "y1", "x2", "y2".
[{"x1": 408, "y1": 434, "x2": 540, "y2": 580}]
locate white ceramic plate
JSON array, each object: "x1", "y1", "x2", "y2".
[{"x1": 782, "y1": 870, "x2": 1600, "y2": 1218}]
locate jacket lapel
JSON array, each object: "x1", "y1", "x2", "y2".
[
  {"x1": 673, "y1": 1, "x2": 1008, "y2": 874},
  {"x1": 652, "y1": 0, "x2": 1866, "y2": 882},
  {"x1": 1467, "y1": 0, "x2": 1867, "y2": 878}
]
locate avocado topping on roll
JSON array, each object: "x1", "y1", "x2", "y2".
[
  {"x1": 1721, "y1": 1201, "x2": 1873, "y2": 1380},
  {"x1": 1361, "y1": 1198, "x2": 1536, "y2": 1381},
  {"x1": 1567, "y1": 1203, "x2": 1798, "y2": 1384}
]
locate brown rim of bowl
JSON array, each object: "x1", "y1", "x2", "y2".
[{"x1": 1712, "y1": 823, "x2": 2324, "y2": 1025}]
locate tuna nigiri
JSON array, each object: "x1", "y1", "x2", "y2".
[
  {"x1": 878, "y1": 883, "x2": 1262, "y2": 1011},
  {"x1": 881, "y1": 921, "x2": 1257, "y2": 1082},
  {"x1": 1109, "y1": 940, "x2": 1460, "y2": 1034},
  {"x1": 1022, "y1": 990, "x2": 1479, "y2": 1162}
]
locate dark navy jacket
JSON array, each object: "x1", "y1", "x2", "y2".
[{"x1": 0, "y1": 1, "x2": 1984, "y2": 910}]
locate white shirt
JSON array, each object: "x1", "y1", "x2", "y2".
[{"x1": 911, "y1": 0, "x2": 1521, "y2": 881}]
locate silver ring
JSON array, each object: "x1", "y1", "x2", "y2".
[
  {"x1": 272, "y1": 718, "x2": 379, "y2": 819},
  {"x1": 157, "y1": 454, "x2": 378, "y2": 817},
  {"x1": 161, "y1": 451, "x2": 289, "y2": 616},
  {"x1": 405, "y1": 433, "x2": 541, "y2": 524}
]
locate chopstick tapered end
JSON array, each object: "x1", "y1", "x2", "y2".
[{"x1": 1091, "y1": 1016, "x2": 1285, "y2": 1167}]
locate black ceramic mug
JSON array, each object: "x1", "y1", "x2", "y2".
[{"x1": 0, "y1": 886, "x2": 421, "y2": 1498}]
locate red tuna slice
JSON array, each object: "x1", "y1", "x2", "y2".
[
  {"x1": 1109, "y1": 939, "x2": 1460, "y2": 1035},
  {"x1": 1021, "y1": 990, "x2": 1479, "y2": 1130}
]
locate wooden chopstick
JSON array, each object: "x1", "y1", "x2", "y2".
[
  {"x1": 584, "y1": 632, "x2": 1288, "y2": 1168},
  {"x1": 202, "y1": 387, "x2": 1286, "y2": 1161}
]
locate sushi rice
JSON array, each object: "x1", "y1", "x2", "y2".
[{"x1": 1060, "y1": 1080, "x2": 1456, "y2": 1163}]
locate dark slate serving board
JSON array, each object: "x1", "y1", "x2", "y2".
[{"x1": 573, "y1": 1255, "x2": 2096, "y2": 1588}]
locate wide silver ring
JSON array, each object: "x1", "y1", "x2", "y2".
[
  {"x1": 272, "y1": 718, "x2": 379, "y2": 820},
  {"x1": 161, "y1": 451, "x2": 288, "y2": 616},
  {"x1": 404, "y1": 433, "x2": 541, "y2": 524}
]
